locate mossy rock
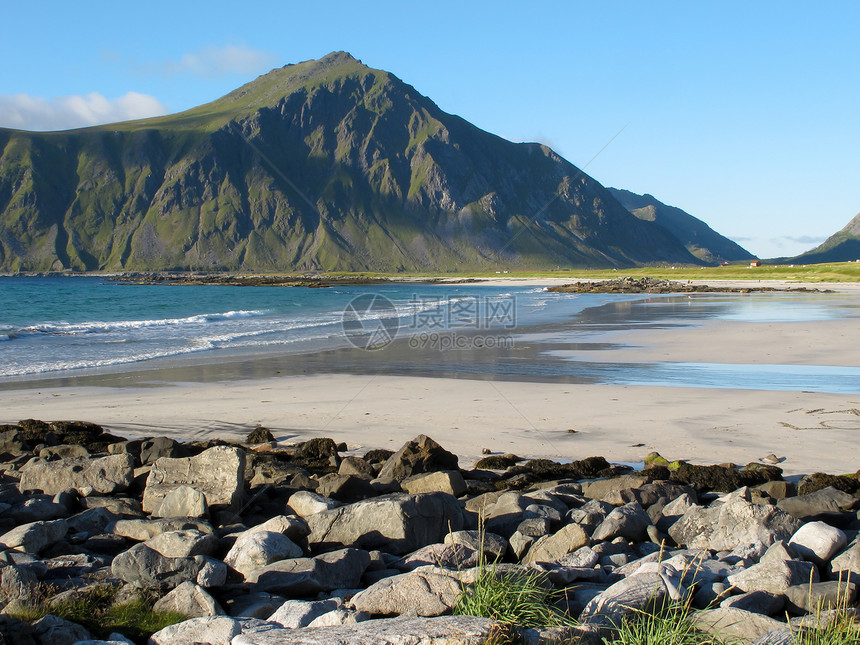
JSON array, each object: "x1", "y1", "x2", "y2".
[
  {"x1": 246, "y1": 426, "x2": 275, "y2": 444},
  {"x1": 798, "y1": 472, "x2": 860, "y2": 496},
  {"x1": 670, "y1": 462, "x2": 783, "y2": 492},
  {"x1": 474, "y1": 454, "x2": 523, "y2": 470},
  {"x1": 363, "y1": 448, "x2": 394, "y2": 465}
]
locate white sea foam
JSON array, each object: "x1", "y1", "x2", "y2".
[{"x1": 19, "y1": 309, "x2": 269, "y2": 336}]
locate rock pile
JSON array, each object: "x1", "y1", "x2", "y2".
[
  {"x1": 0, "y1": 420, "x2": 857, "y2": 644},
  {"x1": 547, "y1": 277, "x2": 828, "y2": 294}
]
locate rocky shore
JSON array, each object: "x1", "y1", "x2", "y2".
[
  {"x1": 0, "y1": 420, "x2": 858, "y2": 644},
  {"x1": 547, "y1": 277, "x2": 831, "y2": 294}
]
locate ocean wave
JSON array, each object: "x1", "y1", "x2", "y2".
[{"x1": 17, "y1": 309, "x2": 270, "y2": 337}]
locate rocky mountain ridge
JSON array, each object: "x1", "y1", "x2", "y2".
[{"x1": 0, "y1": 52, "x2": 704, "y2": 273}]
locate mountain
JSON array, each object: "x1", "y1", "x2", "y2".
[
  {"x1": 607, "y1": 188, "x2": 756, "y2": 265},
  {"x1": 792, "y1": 213, "x2": 860, "y2": 264},
  {"x1": 0, "y1": 52, "x2": 702, "y2": 273}
]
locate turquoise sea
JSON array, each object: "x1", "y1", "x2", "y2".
[{"x1": 1, "y1": 277, "x2": 859, "y2": 393}]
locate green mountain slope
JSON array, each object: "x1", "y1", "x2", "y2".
[
  {"x1": 792, "y1": 213, "x2": 860, "y2": 264},
  {"x1": 0, "y1": 52, "x2": 702, "y2": 272},
  {"x1": 607, "y1": 188, "x2": 755, "y2": 264}
]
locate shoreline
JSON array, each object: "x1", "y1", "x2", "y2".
[{"x1": 1, "y1": 373, "x2": 858, "y2": 477}]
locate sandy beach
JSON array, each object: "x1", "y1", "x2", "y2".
[{"x1": 2, "y1": 280, "x2": 859, "y2": 477}]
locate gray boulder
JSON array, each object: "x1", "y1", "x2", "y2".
[
  {"x1": 777, "y1": 486, "x2": 858, "y2": 519},
  {"x1": 788, "y1": 521, "x2": 847, "y2": 566},
  {"x1": 350, "y1": 567, "x2": 462, "y2": 617},
  {"x1": 246, "y1": 548, "x2": 370, "y2": 595},
  {"x1": 523, "y1": 523, "x2": 589, "y2": 564},
  {"x1": 0, "y1": 519, "x2": 68, "y2": 554},
  {"x1": 143, "y1": 529, "x2": 219, "y2": 558},
  {"x1": 726, "y1": 541, "x2": 819, "y2": 594},
  {"x1": 247, "y1": 514, "x2": 310, "y2": 541},
  {"x1": 148, "y1": 616, "x2": 269, "y2": 645},
  {"x1": 306, "y1": 492, "x2": 463, "y2": 555},
  {"x1": 443, "y1": 530, "x2": 507, "y2": 562},
  {"x1": 377, "y1": 435, "x2": 459, "y2": 482},
  {"x1": 19, "y1": 454, "x2": 134, "y2": 496},
  {"x1": 402, "y1": 471, "x2": 467, "y2": 497},
  {"x1": 580, "y1": 475, "x2": 649, "y2": 505},
  {"x1": 784, "y1": 580, "x2": 858, "y2": 615},
  {"x1": 110, "y1": 543, "x2": 217, "y2": 591},
  {"x1": 142, "y1": 446, "x2": 245, "y2": 513},
  {"x1": 152, "y1": 581, "x2": 224, "y2": 617},
  {"x1": 579, "y1": 572, "x2": 681, "y2": 629},
  {"x1": 230, "y1": 615, "x2": 498, "y2": 645},
  {"x1": 268, "y1": 598, "x2": 342, "y2": 628},
  {"x1": 31, "y1": 614, "x2": 92, "y2": 645},
  {"x1": 224, "y1": 530, "x2": 303, "y2": 578},
  {"x1": 592, "y1": 502, "x2": 652, "y2": 542},
  {"x1": 830, "y1": 541, "x2": 860, "y2": 582},
  {"x1": 721, "y1": 590, "x2": 785, "y2": 615},
  {"x1": 694, "y1": 607, "x2": 787, "y2": 642},
  {"x1": 669, "y1": 497, "x2": 802, "y2": 551},
  {"x1": 150, "y1": 485, "x2": 208, "y2": 518},
  {"x1": 110, "y1": 518, "x2": 213, "y2": 541},
  {"x1": 287, "y1": 491, "x2": 340, "y2": 518}
]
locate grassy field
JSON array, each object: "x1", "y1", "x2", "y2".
[{"x1": 307, "y1": 260, "x2": 860, "y2": 283}]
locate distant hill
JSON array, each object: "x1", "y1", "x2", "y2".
[
  {"x1": 607, "y1": 188, "x2": 756, "y2": 265},
  {"x1": 792, "y1": 213, "x2": 860, "y2": 264},
  {"x1": 0, "y1": 52, "x2": 701, "y2": 272}
]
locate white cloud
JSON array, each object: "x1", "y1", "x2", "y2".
[
  {"x1": 0, "y1": 92, "x2": 167, "y2": 131},
  {"x1": 142, "y1": 44, "x2": 278, "y2": 78}
]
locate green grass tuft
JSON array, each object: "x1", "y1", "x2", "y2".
[
  {"x1": 601, "y1": 602, "x2": 730, "y2": 645},
  {"x1": 8, "y1": 585, "x2": 186, "y2": 645}
]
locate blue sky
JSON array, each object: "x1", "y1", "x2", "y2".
[{"x1": 2, "y1": 2, "x2": 858, "y2": 259}]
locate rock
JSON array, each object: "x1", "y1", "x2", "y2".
[
  {"x1": 0, "y1": 519, "x2": 68, "y2": 554},
  {"x1": 30, "y1": 614, "x2": 92, "y2": 645},
  {"x1": 306, "y1": 492, "x2": 463, "y2": 555},
  {"x1": 294, "y1": 438, "x2": 340, "y2": 464},
  {"x1": 350, "y1": 567, "x2": 462, "y2": 617},
  {"x1": 38, "y1": 444, "x2": 90, "y2": 460},
  {"x1": 268, "y1": 598, "x2": 342, "y2": 628},
  {"x1": 508, "y1": 532, "x2": 533, "y2": 560},
  {"x1": 224, "y1": 530, "x2": 303, "y2": 578},
  {"x1": 726, "y1": 541, "x2": 819, "y2": 594},
  {"x1": 798, "y1": 472, "x2": 860, "y2": 496},
  {"x1": 656, "y1": 492, "x2": 696, "y2": 533},
  {"x1": 788, "y1": 521, "x2": 848, "y2": 566},
  {"x1": 694, "y1": 607, "x2": 788, "y2": 641},
  {"x1": 226, "y1": 592, "x2": 285, "y2": 619},
  {"x1": 402, "y1": 471, "x2": 467, "y2": 497},
  {"x1": 287, "y1": 491, "x2": 340, "y2": 517},
  {"x1": 18, "y1": 454, "x2": 134, "y2": 496},
  {"x1": 474, "y1": 454, "x2": 522, "y2": 470},
  {"x1": 523, "y1": 523, "x2": 589, "y2": 564},
  {"x1": 110, "y1": 518, "x2": 213, "y2": 541},
  {"x1": 830, "y1": 541, "x2": 860, "y2": 583},
  {"x1": 139, "y1": 437, "x2": 190, "y2": 465},
  {"x1": 393, "y1": 543, "x2": 479, "y2": 572},
  {"x1": 246, "y1": 548, "x2": 370, "y2": 595},
  {"x1": 248, "y1": 515, "x2": 310, "y2": 541},
  {"x1": 66, "y1": 507, "x2": 117, "y2": 536},
  {"x1": 483, "y1": 491, "x2": 529, "y2": 537},
  {"x1": 337, "y1": 456, "x2": 375, "y2": 479},
  {"x1": 110, "y1": 543, "x2": 215, "y2": 591},
  {"x1": 306, "y1": 607, "x2": 369, "y2": 626},
  {"x1": 153, "y1": 581, "x2": 224, "y2": 617},
  {"x1": 778, "y1": 486, "x2": 859, "y2": 520},
  {"x1": 670, "y1": 462, "x2": 783, "y2": 492},
  {"x1": 142, "y1": 446, "x2": 245, "y2": 513},
  {"x1": 0, "y1": 614, "x2": 35, "y2": 645},
  {"x1": 579, "y1": 572, "x2": 681, "y2": 628},
  {"x1": 230, "y1": 615, "x2": 499, "y2": 645},
  {"x1": 758, "y1": 481, "x2": 795, "y2": 500},
  {"x1": 315, "y1": 474, "x2": 376, "y2": 503},
  {"x1": 580, "y1": 475, "x2": 649, "y2": 505},
  {"x1": 148, "y1": 616, "x2": 265, "y2": 645},
  {"x1": 784, "y1": 581, "x2": 857, "y2": 615},
  {"x1": 144, "y1": 529, "x2": 219, "y2": 558},
  {"x1": 443, "y1": 530, "x2": 507, "y2": 562},
  {"x1": 669, "y1": 497, "x2": 802, "y2": 551},
  {"x1": 377, "y1": 435, "x2": 459, "y2": 482},
  {"x1": 694, "y1": 581, "x2": 732, "y2": 609},
  {"x1": 592, "y1": 502, "x2": 652, "y2": 542},
  {"x1": 81, "y1": 496, "x2": 143, "y2": 517},
  {"x1": 0, "y1": 564, "x2": 39, "y2": 604},
  {"x1": 247, "y1": 427, "x2": 275, "y2": 444},
  {"x1": 721, "y1": 590, "x2": 785, "y2": 615},
  {"x1": 150, "y1": 485, "x2": 209, "y2": 518}
]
